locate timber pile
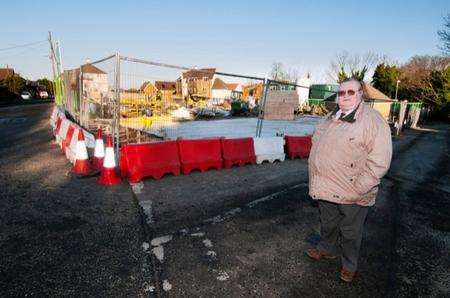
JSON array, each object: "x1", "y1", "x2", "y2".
[{"x1": 263, "y1": 90, "x2": 298, "y2": 121}]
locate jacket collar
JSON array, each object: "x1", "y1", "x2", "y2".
[{"x1": 329, "y1": 101, "x2": 363, "y2": 123}]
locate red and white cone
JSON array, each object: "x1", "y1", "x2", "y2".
[
  {"x1": 91, "y1": 128, "x2": 105, "y2": 171},
  {"x1": 97, "y1": 135, "x2": 121, "y2": 185},
  {"x1": 72, "y1": 130, "x2": 91, "y2": 176}
]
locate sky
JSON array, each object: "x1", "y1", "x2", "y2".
[{"x1": 1, "y1": 0, "x2": 448, "y2": 83}]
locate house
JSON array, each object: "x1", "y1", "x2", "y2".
[
  {"x1": 175, "y1": 68, "x2": 216, "y2": 100},
  {"x1": 155, "y1": 81, "x2": 176, "y2": 102},
  {"x1": 211, "y1": 77, "x2": 231, "y2": 100},
  {"x1": 226, "y1": 83, "x2": 243, "y2": 99},
  {"x1": 140, "y1": 81, "x2": 157, "y2": 98},
  {"x1": 242, "y1": 82, "x2": 264, "y2": 104},
  {"x1": 362, "y1": 82, "x2": 393, "y2": 120},
  {"x1": 79, "y1": 63, "x2": 109, "y2": 103},
  {"x1": 0, "y1": 68, "x2": 15, "y2": 83}
]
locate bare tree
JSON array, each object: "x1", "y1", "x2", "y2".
[
  {"x1": 438, "y1": 13, "x2": 450, "y2": 55},
  {"x1": 398, "y1": 55, "x2": 450, "y2": 104},
  {"x1": 327, "y1": 51, "x2": 382, "y2": 83},
  {"x1": 269, "y1": 62, "x2": 298, "y2": 83}
]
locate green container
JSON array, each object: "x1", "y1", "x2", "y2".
[{"x1": 309, "y1": 84, "x2": 338, "y2": 100}]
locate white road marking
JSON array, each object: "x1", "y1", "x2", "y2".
[
  {"x1": 131, "y1": 182, "x2": 144, "y2": 194},
  {"x1": 206, "y1": 250, "x2": 217, "y2": 258},
  {"x1": 203, "y1": 239, "x2": 213, "y2": 248},
  {"x1": 151, "y1": 235, "x2": 173, "y2": 246},
  {"x1": 216, "y1": 271, "x2": 230, "y2": 281},
  {"x1": 152, "y1": 246, "x2": 164, "y2": 262},
  {"x1": 139, "y1": 200, "x2": 154, "y2": 224},
  {"x1": 163, "y1": 280, "x2": 172, "y2": 291}
]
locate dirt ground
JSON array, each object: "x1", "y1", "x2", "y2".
[{"x1": 1, "y1": 103, "x2": 449, "y2": 297}]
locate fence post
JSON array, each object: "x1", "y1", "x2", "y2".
[
  {"x1": 114, "y1": 53, "x2": 121, "y2": 163},
  {"x1": 78, "y1": 66, "x2": 83, "y2": 126},
  {"x1": 396, "y1": 100, "x2": 408, "y2": 136},
  {"x1": 256, "y1": 79, "x2": 270, "y2": 137}
]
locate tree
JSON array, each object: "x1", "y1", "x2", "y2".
[
  {"x1": 3, "y1": 74, "x2": 26, "y2": 95},
  {"x1": 372, "y1": 63, "x2": 400, "y2": 98},
  {"x1": 397, "y1": 55, "x2": 450, "y2": 119},
  {"x1": 269, "y1": 62, "x2": 298, "y2": 83},
  {"x1": 328, "y1": 51, "x2": 380, "y2": 83},
  {"x1": 438, "y1": 13, "x2": 450, "y2": 55},
  {"x1": 37, "y1": 78, "x2": 54, "y2": 96}
]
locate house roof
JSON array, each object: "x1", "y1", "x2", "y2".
[
  {"x1": 183, "y1": 68, "x2": 215, "y2": 80},
  {"x1": 155, "y1": 81, "x2": 176, "y2": 91},
  {"x1": 140, "y1": 81, "x2": 153, "y2": 91},
  {"x1": 362, "y1": 82, "x2": 392, "y2": 102},
  {"x1": 226, "y1": 83, "x2": 239, "y2": 91},
  {"x1": 212, "y1": 78, "x2": 228, "y2": 90},
  {"x1": 81, "y1": 64, "x2": 106, "y2": 74},
  {"x1": 0, "y1": 68, "x2": 15, "y2": 81}
]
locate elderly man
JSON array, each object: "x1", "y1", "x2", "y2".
[{"x1": 307, "y1": 78, "x2": 392, "y2": 282}]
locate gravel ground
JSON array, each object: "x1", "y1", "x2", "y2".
[
  {"x1": 137, "y1": 123, "x2": 450, "y2": 297},
  {"x1": 0, "y1": 103, "x2": 152, "y2": 296},
  {"x1": 1, "y1": 102, "x2": 448, "y2": 297}
]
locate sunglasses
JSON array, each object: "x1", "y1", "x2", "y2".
[{"x1": 337, "y1": 89, "x2": 361, "y2": 97}]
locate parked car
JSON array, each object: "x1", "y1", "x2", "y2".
[
  {"x1": 21, "y1": 91, "x2": 32, "y2": 100},
  {"x1": 38, "y1": 90, "x2": 49, "y2": 99}
]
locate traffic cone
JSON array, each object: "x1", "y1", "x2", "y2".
[
  {"x1": 92, "y1": 128, "x2": 105, "y2": 171},
  {"x1": 72, "y1": 130, "x2": 92, "y2": 176},
  {"x1": 97, "y1": 135, "x2": 121, "y2": 185}
]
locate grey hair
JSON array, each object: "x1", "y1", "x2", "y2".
[{"x1": 340, "y1": 78, "x2": 362, "y2": 90}]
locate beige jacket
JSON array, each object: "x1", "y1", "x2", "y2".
[{"x1": 308, "y1": 102, "x2": 392, "y2": 206}]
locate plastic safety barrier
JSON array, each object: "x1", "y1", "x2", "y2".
[
  {"x1": 285, "y1": 135, "x2": 312, "y2": 159},
  {"x1": 253, "y1": 137, "x2": 285, "y2": 164},
  {"x1": 53, "y1": 116, "x2": 63, "y2": 137},
  {"x1": 120, "y1": 141, "x2": 181, "y2": 182},
  {"x1": 221, "y1": 137, "x2": 256, "y2": 169},
  {"x1": 57, "y1": 119, "x2": 71, "y2": 147},
  {"x1": 50, "y1": 106, "x2": 59, "y2": 128},
  {"x1": 177, "y1": 138, "x2": 223, "y2": 175},
  {"x1": 62, "y1": 124, "x2": 75, "y2": 156}
]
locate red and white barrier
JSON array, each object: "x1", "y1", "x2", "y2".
[
  {"x1": 253, "y1": 137, "x2": 285, "y2": 164},
  {"x1": 120, "y1": 141, "x2": 181, "y2": 182},
  {"x1": 177, "y1": 138, "x2": 223, "y2": 175},
  {"x1": 57, "y1": 119, "x2": 71, "y2": 147},
  {"x1": 221, "y1": 137, "x2": 256, "y2": 169},
  {"x1": 285, "y1": 135, "x2": 312, "y2": 159}
]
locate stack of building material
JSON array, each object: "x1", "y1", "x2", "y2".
[{"x1": 263, "y1": 90, "x2": 298, "y2": 120}]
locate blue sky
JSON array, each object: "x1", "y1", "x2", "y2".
[{"x1": 1, "y1": 0, "x2": 448, "y2": 82}]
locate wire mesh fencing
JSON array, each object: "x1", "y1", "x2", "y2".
[
  {"x1": 256, "y1": 79, "x2": 321, "y2": 137},
  {"x1": 118, "y1": 56, "x2": 268, "y2": 141}
]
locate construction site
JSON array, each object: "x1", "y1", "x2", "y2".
[{"x1": 1, "y1": 1, "x2": 449, "y2": 295}]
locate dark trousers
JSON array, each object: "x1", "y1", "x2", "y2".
[{"x1": 317, "y1": 200, "x2": 369, "y2": 272}]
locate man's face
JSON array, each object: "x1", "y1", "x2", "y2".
[{"x1": 337, "y1": 81, "x2": 362, "y2": 112}]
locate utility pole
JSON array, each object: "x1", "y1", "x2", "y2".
[
  {"x1": 395, "y1": 80, "x2": 400, "y2": 100},
  {"x1": 48, "y1": 32, "x2": 57, "y2": 82}
]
